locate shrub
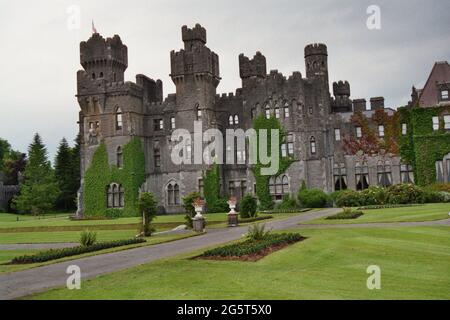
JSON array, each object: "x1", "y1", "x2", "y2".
[
  {"x1": 138, "y1": 192, "x2": 158, "y2": 236},
  {"x1": 240, "y1": 215, "x2": 273, "y2": 223},
  {"x1": 200, "y1": 233, "x2": 303, "y2": 258},
  {"x1": 240, "y1": 194, "x2": 258, "y2": 218},
  {"x1": 298, "y1": 188, "x2": 329, "y2": 208},
  {"x1": 335, "y1": 190, "x2": 362, "y2": 207},
  {"x1": 207, "y1": 198, "x2": 229, "y2": 213},
  {"x1": 429, "y1": 183, "x2": 450, "y2": 193},
  {"x1": 11, "y1": 238, "x2": 146, "y2": 264},
  {"x1": 326, "y1": 207, "x2": 364, "y2": 220},
  {"x1": 80, "y1": 230, "x2": 97, "y2": 247},
  {"x1": 276, "y1": 194, "x2": 299, "y2": 210},
  {"x1": 182, "y1": 191, "x2": 201, "y2": 228},
  {"x1": 247, "y1": 223, "x2": 271, "y2": 241},
  {"x1": 360, "y1": 186, "x2": 388, "y2": 206},
  {"x1": 386, "y1": 184, "x2": 425, "y2": 204}
]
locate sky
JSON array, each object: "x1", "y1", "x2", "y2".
[{"x1": 0, "y1": 0, "x2": 449, "y2": 161}]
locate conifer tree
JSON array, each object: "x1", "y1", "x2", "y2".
[{"x1": 55, "y1": 138, "x2": 74, "y2": 211}]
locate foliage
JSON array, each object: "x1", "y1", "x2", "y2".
[
  {"x1": 182, "y1": 191, "x2": 201, "y2": 228},
  {"x1": 55, "y1": 138, "x2": 80, "y2": 211},
  {"x1": 247, "y1": 223, "x2": 271, "y2": 241},
  {"x1": 251, "y1": 114, "x2": 294, "y2": 210},
  {"x1": 335, "y1": 190, "x2": 362, "y2": 207},
  {"x1": 298, "y1": 188, "x2": 328, "y2": 208},
  {"x1": 240, "y1": 215, "x2": 273, "y2": 223},
  {"x1": 138, "y1": 192, "x2": 158, "y2": 236},
  {"x1": 240, "y1": 194, "x2": 258, "y2": 218},
  {"x1": 259, "y1": 208, "x2": 311, "y2": 214},
  {"x1": 326, "y1": 208, "x2": 364, "y2": 220},
  {"x1": 80, "y1": 230, "x2": 97, "y2": 247},
  {"x1": 12, "y1": 133, "x2": 60, "y2": 215},
  {"x1": 276, "y1": 194, "x2": 299, "y2": 210},
  {"x1": 2, "y1": 152, "x2": 26, "y2": 185},
  {"x1": 429, "y1": 183, "x2": 450, "y2": 193},
  {"x1": 200, "y1": 233, "x2": 303, "y2": 258},
  {"x1": 360, "y1": 186, "x2": 388, "y2": 206},
  {"x1": 11, "y1": 238, "x2": 146, "y2": 264},
  {"x1": 385, "y1": 184, "x2": 425, "y2": 204},
  {"x1": 203, "y1": 163, "x2": 228, "y2": 213},
  {"x1": 83, "y1": 137, "x2": 146, "y2": 218},
  {"x1": 0, "y1": 138, "x2": 11, "y2": 172}
]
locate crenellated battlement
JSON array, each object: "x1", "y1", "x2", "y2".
[
  {"x1": 80, "y1": 33, "x2": 128, "y2": 68},
  {"x1": 182, "y1": 24, "x2": 207, "y2": 44},
  {"x1": 333, "y1": 81, "x2": 350, "y2": 97},
  {"x1": 304, "y1": 43, "x2": 328, "y2": 57},
  {"x1": 239, "y1": 51, "x2": 267, "y2": 79}
]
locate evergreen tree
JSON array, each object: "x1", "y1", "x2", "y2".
[
  {"x1": 55, "y1": 138, "x2": 74, "y2": 211},
  {"x1": 13, "y1": 133, "x2": 60, "y2": 215},
  {"x1": 0, "y1": 138, "x2": 12, "y2": 171},
  {"x1": 3, "y1": 152, "x2": 27, "y2": 185}
]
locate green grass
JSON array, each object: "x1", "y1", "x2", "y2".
[
  {"x1": 27, "y1": 226, "x2": 450, "y2": 300},
  {"x1": 0, "y1": 232, "x2": 198, "y2": 274},
  {"x1": 304, "y1": 203, "x2": 450, "y2": 225}
]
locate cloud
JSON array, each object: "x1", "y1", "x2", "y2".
[{"x1": 0, "y1": 0, "x2": 449, "y2": 159}]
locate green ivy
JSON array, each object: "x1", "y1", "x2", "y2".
[
  {"x1": 83, "y1": 137, "x2": 146, "y2": 218},
  {"x1": 252, "y1": 114, "x2": 294, "y2": 210},
  {"x1": 203, "y1": 163, "x2": 228, "y2": 213}
]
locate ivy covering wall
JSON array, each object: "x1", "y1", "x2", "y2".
[
  {"x1": 398, "y1": 106, "x2": 450, "y2": 185},
  {"x1": 83, "y1": 137, "x2": 146, "y2": 218},
  {"x1": 203, "y1": 162, "x2": 228, "y2": 213},
  {"x1": 252, "y1": 114, "x2": 293, "y2": 210}
]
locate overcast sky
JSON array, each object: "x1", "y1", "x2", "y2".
[{"x1": 0, "y1": 0, "x2": 449, "y2": 160}]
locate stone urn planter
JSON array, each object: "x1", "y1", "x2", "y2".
[
  {"x1": 227, "y1": 196, "x2": 238, "y2": 227},
  {"x1": 192, "y1": 198, "x2": 205, "y2": 233}
]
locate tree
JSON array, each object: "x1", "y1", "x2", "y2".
[
  {"x1": 138, "y1": 192, "x2": 158, "y2": 236},
  {"x1": 12, "y1": 133, "x2": 60, "y2": 215},
  {"x1": 2, "y1": 152, "x2": 27, "y2": 185},
  {"x1": 182, "y1": 191, "x2": 201, "y2": 228},
  {"x1": 0, "y1": 138, "x2": 12, "y2": 172},
  {"x1": 55, "y1": 138, "x2": 75, "y2": 211}
]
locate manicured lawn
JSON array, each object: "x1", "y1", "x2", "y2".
[
  {"x1": 0, "y1": 232, "x2": 198, "y2": 274},
  {"x1": 27, "y1": 226, "x2": 450, "y2": 300},
  {"x1": 304, "y1": 203, "x2": 450, "y2": 225}
]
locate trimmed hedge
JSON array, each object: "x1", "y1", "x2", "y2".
[
  {"x1": 200, "y1": 233, "x2": 303, "y2": 258},
  {"x1": 240, "y1": 215, "x2": 273, "y2": 223},
  {"x1": 357, "y1": 204, "x2": 424, "y2": 210},
  {"x1": 259, "y1": 208, "x2": 311, "y2": 214},
  {"x1": 11, "y1": 238, "x2": 146, "y2": 264},
  {"x1": 298, "y1": 188, "x2": 329, "y2": 208},
  {"x1": 326, "y1": 211, "x2": 364, "y2": 220}
]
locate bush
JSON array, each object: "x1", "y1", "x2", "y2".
[
  {"x1": 276, "y1": 194, "x2": 299, "y2": 210},
  {"x1": 138, "y1": 192, "x2": 158, "y2": 236},
  {"x1": 182, "y1": 192, "x2": 201, "y2": 228},
  {"x1": 200, "y1": 233, "x2": 303, "y2": 258},
  {"x1": 326, "y1": 207, "x2": 364, "y2": 220},
  {"x1": 247, "y1": 223, "x2": 271, "y2": 241},
  {"x1": 80, "y1": 230, "x2": 97, "y2": 247},
  {"x1": 298, "y1": 188, "x2": 328, "y2": 208},
  {"x1": 11, "y1": 238, "x2": 146, "y2": 264},
  {"x1": 240, "y1": 215, "x2": 273, "y2": 223},
  {"x1": 429, "y1": 183, "x2": 450, "y2": 193},
  {"x1": 386, "y1": 184, "x2": 425, "y2": 204},
  {"x1": 360, "y1": 186, "x2": 387, "y2": 206},
  {"x1": 240, "y1": 194, "x2": 258, "y2": 218},
  {"x1": 207, "y1": 198, "x2": 229, "y2": 213},
  {"x1": 335, "y1": 190, "x2": 362, "y2": 207}
]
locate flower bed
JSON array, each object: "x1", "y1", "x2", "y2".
[
  {"x1": 10, "y1": 238, "x2": 146, "y2": 264},
  {"x1": 357, "y1": 204, "x2": 424, "y2": 210},
  {"x1": 326, "y1": 211, "x2": 364, "y2": 220},
  {"x1": 199, "y1": 233, "x2": 304, "y2": 261},
  {"x1": 259, "y1": 208, "x2": 310, "y2": 215}
]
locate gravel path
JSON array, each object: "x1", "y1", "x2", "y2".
[{"x1": 0, "y1": 208, "x2": 339, "y2": 300}]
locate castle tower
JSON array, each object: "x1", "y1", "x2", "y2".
[
  {"x1": 239, "y1": 51, "x2": 267, "y2": 88},
  {"x1": 331, "y1": 81, "x2": 352, "y2": 112},
  {"x1": 304, "y1": 43, "x2": 329, "y2": 89},
  {"x1": 80, "y1": 33, "x2": 128, "y2": 83},
  {"x1": 170, "y1": 24, "x2": 220, "y2": 130}
]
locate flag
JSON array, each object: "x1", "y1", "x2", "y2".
[{"x1": 92, "y1": 20, "x2": 97, "y2": 34}]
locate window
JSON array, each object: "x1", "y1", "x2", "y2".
[
  {"x1": 92, "y1": 73, "x2": 96, "y2": 80},
  {"x1": 284, "y1": 103, "x2": 290, "y2": 118},
  {"x1": 442, "y1": 90, "x2": 449, "y2": 100},
  {"x1": 377, "y1": 161, "x2": 392, "y2": 187},
  {"x1": 308, "y1": 106, "x2": 313, "y2": 114},
  {"x1": 356, "y1": 126, "x2": 362, "y2": 138},
  {"x1": 115, "y1": 107, "x2": 123, "y2": 130},
  {"x1": 334, "y1": 128, "x2": 341, "y2": 141},
  {"x1": 400, "y1": 164, "x2": 414, "y2": 184},
  {"x1": 154, "y1": 148, "x2": 161, "y2": 168},
  {"x1": 378, "y1": 125, "x2": 385, "y2": 137},
  {"x1": 432, "y1": 116, "x2": 439, "y2": 131},
  {"x1": 107, "y1": 183, "x2": 124, "y2": 208},
  {"x1": 310, "y1": 137, "x2": 316, "y2": 155},
  {"x1": 198, "y1": 179, "x2": 204, "y2": 196},
  {"x1": 116, "y1": 146, "x2": 123, "y2": 168},
  {"x1": 402, "y1": 123, "x2": 407, "y2": 136},
  {"x1": 228, "y1": 115, "x2": 234, "y2": 126},
  {"x1": 281, "y1": 143, "x2": 287, "y2": 157},
  {"x1": 170, "y1": 116, "x2": 176, "y2": 130},
  {"x1": 274, "y1": 107, "x2": 280, "y2": 119},
  {"x1": 287, "y1": 134, "x2": 294, "y2": 156},
  {"x1": 99, "y1": 72, "x2": 104, "y2": 78},
  {"x1": 333, "y1": 163, "x2": 347, "y2": 191},
  {"x1": 436, "y1": 161, "x2": 444, "y2": 183},
  {"x1": 444, "y1": 115, "x2": 450, "y2": 130},
  {"x1": 154, "y1": 119, "x2": 163, "y2": 131},
  {"x1": 241, "y1": 180, "x2": 247, "y2": 198},
  {"x1": 265, "y1": 105, "x2": 271, "y2": 119},
  {"x1": 269, "y1": 175, "x2": 289, "y2": 200},
  {"x1": 167, "y1": 183, "x2": 180, "y2": 205},
  {"x1": 234, "y1": 115, "x2": 239, "y2": 125},
  {"x1": 355, "y1": 162, "x2": 369, "y2": 191},
  {"x1": 185, "y1": 138, "x2": 192, "y2": 161},
  {"x1": 196, "y1": 107, "x2": 202, "y2": 121},
  {"x1": 251, "y1": 108, "x2": 256, "y2": 119}
]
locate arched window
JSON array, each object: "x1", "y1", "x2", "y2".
[
  {"x1": 274, "y1": 107, "x2": 280, "y2": 119},
  {"x1": 284, "y1": 103, "x2": 290, "y2": 118},
  {"x1": 377, "y1": 161, "x2": 392, "y2": 187},
  {"x1": 265, "y1": 105, "x2": 271, "y2": 119},
  {"x1": 107, "y1": 183, "x2": 124, "y2": 208},
  {"x1": 333, "y1": 163, "x2": 347, "y2": 191},
  {"x1": 269, "y1": 175, "x2": 289, "y2": 200},
  {"x1": 167, "y1": 182, "x2": 180, "y2": 205},
  {"x1": 116, "y1": 146, "x2": 123, "y2": 168},
  {"x1": 99, "y1": 72, "x2": 104, "y2": 78},
  {"x1": 92, "y1": 73, "x2": 96, "y2": 80},
  {"x1": 234, "y1": 115, "x2": 239, "y2": 125},
  {"x1": 196, "y1": 105, "x2": 202, "y2": 121},
  {"x1": 310, "y1": 137, "x2": 316, "y2": 155},
  {"x1": 355, "y1": 162, "x2": 369, "y2": 191},
  {"x1": 116, "y1": 107, "x2": 123, "y2": 130},
  {"x1": 282, "y1": 175, "x2": 289, "y2": 194},
  {"x1": 154, "y1": 147, "x2": 161, "y2": 168},
  {"x1": 228, "y1": 115, "x2": 234, "y2": 126}
]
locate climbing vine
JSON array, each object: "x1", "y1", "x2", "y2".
[
  {"x1": 83, "y1": 137, "x2": 146, "y2": 218},
  {"x1": 203, "y1": 162, "x2": 228, "y2": 213},
  {"x1": 252, "y1": 114, "x2": 294, "y2": 210}
]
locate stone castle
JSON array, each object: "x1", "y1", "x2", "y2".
[{"x1": 76, "y1": 24, "x2": 409, "y2": 215}]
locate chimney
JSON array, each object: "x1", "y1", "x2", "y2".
[
  {"x1": 370, "y1": 97, "x2": 385, "y2": 110},
  {"x1": 353, "y1": 99, "x2": 367, "y2": 112}
]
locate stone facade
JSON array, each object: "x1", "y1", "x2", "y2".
[{"x1": 76, "y1": 24, "x2": 405, "y2": 215}]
